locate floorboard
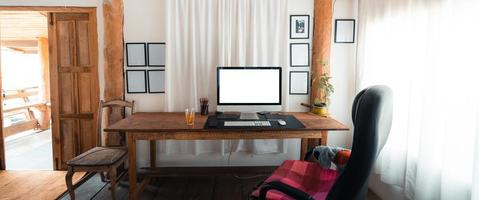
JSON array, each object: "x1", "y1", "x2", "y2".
[{"x1": 0, "y1": 170, "x2": 84, "y2": 200}]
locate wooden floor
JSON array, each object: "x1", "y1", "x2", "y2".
[
  {"x1": 0, "y1": 169, "x2": 381, "y2": 200},
  {"x1": 5, "y1": 129, "x2": 53, "y2": 170},
  {"x1": 58, "y1": 173, "x2": 269, "y2": 200},
  {"x1": 0, "y1": 170, "x2": 84, "y2": 200},
  {"x1": 57, "y1": 172, "x2": 382, "y2": 200}
]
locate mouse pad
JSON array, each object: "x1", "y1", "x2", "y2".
[{"x1": 204, "y1": 114, "x2": 305, "y2": 130}]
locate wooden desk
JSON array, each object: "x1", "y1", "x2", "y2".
[{"x1": 104, "y1": 112, "x2": 348, "y2": 200}]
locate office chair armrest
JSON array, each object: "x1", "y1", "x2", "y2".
[{"x1": 259, "y1": 181, "x2": 314, "y2": 200}]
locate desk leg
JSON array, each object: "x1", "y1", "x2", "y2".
[
  {"x1": 300, "y1": 131, "x2": 328, "y2": 160},
  {"x1": 320, "y1": 131, "x2": 328, "y2": 145},
  {"x1": 128, "y1": 133, "x2": 137, "y2": 200},
  {"x1": 149, "y1": 141, "x2": 157, "y2": 168},
  {"x1": 300, "y1": 139, "x2": 309, "y2": 160}
]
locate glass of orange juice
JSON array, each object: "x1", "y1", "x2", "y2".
[{"x1": 185, "y1": 108, "x2": 195, "y2": 125}]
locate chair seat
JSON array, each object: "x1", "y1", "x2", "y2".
[
  {"x1": 251, "y1": 160, "x2": 339, "y2": 200},
  {"x1": 67, "y1": 147, "x2": 127, "y2": 167}
]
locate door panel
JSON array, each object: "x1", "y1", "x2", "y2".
[
  {"x1": 49, "y1": 11, "x2": 99, "y2": 170},
  {"x1": 57, "y1": 21, "x2": 74, "y2": 67},
  {"x1": 78, "y1": 73, "x2": 93, "y2": 113},
  {"x1": 76, "y1": 21, "x2": 91, "y2": 66},
  {"x1": 60, "y1": 119, "x2": 76, "y2": 163},
  {"x1": 60, "y1": 73, "x2": 75, "y2": 114},
  {"x1": 79, "y1": 120, "x2": 95, "y2": 152}
]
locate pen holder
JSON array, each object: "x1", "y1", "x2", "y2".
[{"x1": 200, "y1": 105, "x2": 209, "y2": 115}]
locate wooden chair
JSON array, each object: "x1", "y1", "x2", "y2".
[{"x1": 65, "y1": 99, "x2": 134, "y2": 200}]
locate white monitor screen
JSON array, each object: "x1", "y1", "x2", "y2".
[{"x1": 217, "y1": 67, "x2": 281, "y2": 105}]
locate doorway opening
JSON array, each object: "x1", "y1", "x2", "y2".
[{"x1": 0, "y1": 11, "x2": 52, "y2": 170}]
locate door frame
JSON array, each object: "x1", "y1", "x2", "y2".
[{"x1": 0, "y1": 6, "x2": 99, "y2": 170}]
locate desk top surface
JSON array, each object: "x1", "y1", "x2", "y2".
[{"x1": 104, "y1": 112, "x2": 349, "y2": 133}]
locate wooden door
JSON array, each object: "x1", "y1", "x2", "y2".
[{"x1": 48, "y1": 12, "x2": 99, "y2": 170}]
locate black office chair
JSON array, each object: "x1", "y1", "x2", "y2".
[{"x1": 250, "y1": 85, "x2": 393, "y2": 200}]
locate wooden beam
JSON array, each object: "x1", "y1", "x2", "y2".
[
  {"x1": 302, "y1": 0, "x2": 334, "y2": 154},
  {"x1": 38, "y1": 37, "x2": 51, "y2": 130},
  {"x1": 0, "y1": 6, "x2": 96, "y2": 12},
  {"x1": 310, "y1": 0, "x2": 333, "y2": 104},
  {"x1": 103, "y1": 0, "x2": 125, "y2": 146},
  {"x1": 0, "y1": 46, "x2": 4, "y2": 170}
]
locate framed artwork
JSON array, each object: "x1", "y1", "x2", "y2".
[
  {"x1": 335, "y1": 19, "x2": 356, "y2": 43},
  {"x1": 290, "y1": 43, "x2": 310, "y2": 67},
  {"x1": 289, "y1": 71, "x2": 309, "y2": 95},
  {"x1": 147, "y1": 43, "x2": 166, "y2": 67},
  {"x1": 147, "y1": 70, "x2": 165, "y2": 93},
  {"x1": 126, "y1": 43, "x2": 147, "y2": 67},
  {"x1": 290, "y1": 15, "x2": 310, "y2": 39},
  {"x1": 126, "y1": 70, "x2": 147, "y2": 93}
]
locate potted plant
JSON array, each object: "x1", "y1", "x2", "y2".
[{"x1": 312, "y1": 61, "x2": 334, "y2": 117}]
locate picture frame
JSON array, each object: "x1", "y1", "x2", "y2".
[
  {"x1": 290, "y1": 15, "x2": 310, "y2": 39},
  {"x1": 126, "y1": 43, "x2": 147, "y2": 67},
  {"x1": 335, "y1": 19, "x2": 356, "y2": 43},
  {"x1": 147, "y1": 43, "x2": 166, "y2": 67},
  {"x1": 147, "y1": 70, "x2": 165, "y2": 93},
  {"x1": 126, "y1": 70, "x2": 147, "y2": 93},
  {"x1": 290, "y1": 43, "x2": 310, "y2": 67},
  {"x1": 289, "y1": 71, "x2": 309, "y2": 95}
]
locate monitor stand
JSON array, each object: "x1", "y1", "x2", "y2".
[{"x1": 240, "y1": 112, "x2": 259, "y2": 120}]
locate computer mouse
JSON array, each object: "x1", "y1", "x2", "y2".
[{"x1": 278, "y1": 120, "x2": 286, "y2": 126}]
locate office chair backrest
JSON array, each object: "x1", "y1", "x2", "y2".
[
  {"x1": 97, "y1": 99, "x2": 135, "y2": 147},
  {"x1": 326, "y1": 85, "x2": 393, "y2": 200}
]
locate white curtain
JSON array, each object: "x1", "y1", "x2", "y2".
[
  {"x1": 357, "y1": 0, "x2": 479, "y2": 199},
  {"x1": 164, "y1": 0, "x2": 289, "y2": 155}
]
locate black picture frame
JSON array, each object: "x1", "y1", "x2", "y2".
[
  {"x1": 289, "y1": 71, "x2": 309, "y2": 95},
  {"x1": 126, "y1": 43, "x2": 147, "y2": 67},
  {"x1": 147, "y1": 69, "x2": 165, "y2": 93},
  {"x1": 147, "y1": 42, "x2": 166, "y2": 67},
  {"x1": 290, "y1": 43, "x2": 310, "y2": 67},
  {"x1": 290, "y1": 15, "x2": 310, "y2": 39},
  {"x1": 126, "y1": 70, "x2": 147, "y2": 93},
  {"x1": 334, "y1": 19, "x2": 356, "y2": 43}
]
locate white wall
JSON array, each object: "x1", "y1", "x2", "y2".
[
  {"x1": 287, "y1": 0, "x2": 314, "y2": 113},
  {"x1": 123, "y1": 0, "x2": 166, "y2": 112}
]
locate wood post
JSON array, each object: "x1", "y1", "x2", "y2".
[
  {"x1": 310, "y1": 0, "x2": 333, "y2": 104},
  {"x1": 103, "y1": 0, "x2": 125, "y2": 146},
  {"x1": 38, "y1": 37, "x2": 51, "y2": 130},
  {"x1": 0, "y1": 51, "x2": 4, "y2": 170},
  {"x1": 301, "y1": 0, "x2": 334, "y2": 157}
]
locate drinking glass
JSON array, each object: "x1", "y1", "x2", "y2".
[{"x1": 185, "y1": 108, "x2": 195, "y2": 125}]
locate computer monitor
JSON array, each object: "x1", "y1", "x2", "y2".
[{"x1": 217, "y1": 67, "x2": 282, "y2": 119}]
